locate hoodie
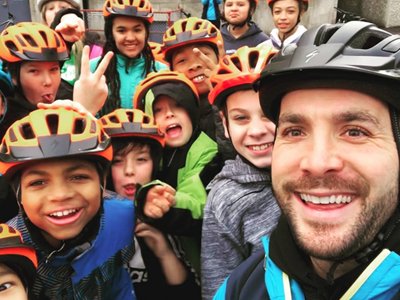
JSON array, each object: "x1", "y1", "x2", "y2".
[
  {"x1": 201, "y1": 155, "x2": 280, "y2": 300},
  {"x1": 221, "y1": 22, "x2": 270, "y2": 55}
]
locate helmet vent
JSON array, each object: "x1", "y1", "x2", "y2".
[
  {"x1": 126, "y1": 111, "x2": 134, "y2": 122},
  {"x1": 46, "y1": 114, "x2": 59, "y2": 134},
  {"x1": 194, "y1": 21, "x2": 201, "y2": 31},
  {"x1": 5, "y1": 41, "x2": 17, "y2": 52},
  {"x1": 248, "y1": 51, "x2": 260, "y2": 70},
  {"x1": 109, "y1": 115, "x2": 119, "y2": 123},
  {"x1": 143, "y1": 115, "x2": 151, "y2": 124},
  {"x1": 73, "y1": 118, "x2": 86, "y2": 134},
  {"x1": 20, "y1": 123, "x2": 35, "y2": 140},
  {"x1": 231, "y1": 56, "x2": 242, "y2": 71},
  {"x1": 9, "y1": 128, "x2": 17, "y2": 142},
  {"x1": 23, "y1": 34, "x2": 38, "y2": 47},
  {"x1": 90, "y1": 120, "x2": 96, "y2": 133}
]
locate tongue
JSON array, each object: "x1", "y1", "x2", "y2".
[
  {"x1": 167, "y1": 126, "x2": 182, "y2": 138},
  {"x1": 42, "y1": 94, "x2": 53, "y2": 103}
]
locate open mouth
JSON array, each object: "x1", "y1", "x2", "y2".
[
  {"x1": 41, "y1": 93, "x2": 54, "y2": 103},
  {"x1": 49, "y1": 208, "x2": 80, "y2": 218},
  {"x1": 300, "y1": 193, "x2": 352, "y2": 205},
  {"x1": 166, "y1": 124, "x2": 182, "y2": 137},
  {"x1": 191, "y1": 75, "x2": 206, "y2": 83}
]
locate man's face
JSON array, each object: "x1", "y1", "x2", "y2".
[
  {"x1": 272, "y1": 88, "x2": 399, "y2": 261},
  {"x1": 20, "y1": 158, "x2": 101, "y2": 248}
]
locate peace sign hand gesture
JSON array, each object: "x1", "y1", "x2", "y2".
[{"x1": 73, "y1": 45, "x2": 114, "y2": 115}]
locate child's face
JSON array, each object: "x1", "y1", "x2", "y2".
[
  {"x1": 171, "y1": 44, "x2": 218, "y2": 96},
  {"x1": 111, "y1": 144, "x2": 153, "y2": 200},
  {"x1": 112, "y1": 16, "x2": 147, "y2": 59},
  {"x1": 17, "y1": 61, "x2": 61, "y2": 106},
  {"x1": 20, "y1": 159, "x2": 101, "y2": 248},
  {"x1": 43, "y1": 1, "x2": 74, "y2": 26},
  {"x1": 224, "y1": 0, "x2": 251, "y2": 26},
  {"x1": 223, "y1": 89, "x2": 275, "y2": 168},
  {"x1": 153, "y1": 95, "x2": 193, "y2": 148},
  {"x1": 0, "y1": 263, "x2": 28, "y2": 300},
  {"x1": 271, "y1": 0, "x2": 301, "y2": 35}
]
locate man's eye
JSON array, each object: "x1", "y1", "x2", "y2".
[{"x1": 346, "y1": 128, "x2": 368, "y2": 137}]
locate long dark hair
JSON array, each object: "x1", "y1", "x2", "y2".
[{"x1": 99, "y1": 16, "x2": 157, "y2": 116}]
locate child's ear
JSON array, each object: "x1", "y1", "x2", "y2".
[{"x1": 220, "y1": 111, "x2": 230, "y2": 139}]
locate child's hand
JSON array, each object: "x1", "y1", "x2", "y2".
[
  {"x1": 55, "y1": 13, "x2": 85, "y2": 43},
  {"x1": 37, "y1": 100, "x2": 93, "y2": 116},
  {"x1": 73, "y1": 46, "x2": 114, "y2": 115},
  {"x1": 144, "y1": 185, "x2": 176, "y2": 219},
  {"x1": 135, "y1": 221, "x2": 173, "y2": 259}
]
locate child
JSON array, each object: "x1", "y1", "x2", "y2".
[
  {"x1": 220, "y1": 0, "x2": 271, "y2": 55},
  {"x1": 133, "y1": 70, "x2": 222, "y2": 275},
  {"x1": 262, "y1": 0, "x2": 308, "y2": 49},
  {"x1": 37, "y1": 0, "x2": 81, "y2": 27},
  {"x1": 201, "y1": 46, "x2": 281, "y2": 299},
  {"x1": 0, "y1": 22, "x2": 113, "y2": 139},
  {"x1": 0, "y1": 223, "x2": 38, "y2": 300},
  {"x1": 91, "y1": 0, "x2": 167, "y2": 115},
  {"x1": 100, "y1": 108, "x2": 201, "y2": 299},
  {"x1": 159, "y1": 16, "x2": 235, "y2": 159},
  {"x1": 1, "y1": 107, "x2": 137, "y2": 299}
]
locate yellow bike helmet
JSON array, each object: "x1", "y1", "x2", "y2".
[
  {"x1": 162, "y1": 17, "x2": 222, "y2": 63},
  {"x1": 209, "y1": 45, "x2": 277, "y2": 108},
  {"x1": 0, "y1": 22, "x2": 68, "y2": 63},
  {"x1": 103, "y1": 0, "x2": 154, "y2": 23},
  {"x1": 100, "y1": 108, "x2": 165, "y2": 148},
  {"x1": 0, "y1": 108, "x2": 112, "y2": 178}
]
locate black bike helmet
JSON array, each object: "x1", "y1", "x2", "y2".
[{"x1": 258, "y1": 21, "x2": 400, "y2": 124}]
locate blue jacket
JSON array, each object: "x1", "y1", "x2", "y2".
[
  {"x1": 201, "y1": 0, "x2": 221, "y2": 21},
  {"x1": 8, "y1": 199, "x2": 136, "y2": 300},
  {"x1": 213, "y1": 217, "x2": 400, "y2": 300}
]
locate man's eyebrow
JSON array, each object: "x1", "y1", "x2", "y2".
[
  {"x1": 332, "y1": 111, "x2": 381, "y2": 127},
  {"x1": 278, "y1": 113, "x2": 306, "y2": 125}
]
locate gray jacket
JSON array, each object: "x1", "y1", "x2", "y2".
[{"x1": 201, "y1": 156, "x2": 281, "y2": 300}]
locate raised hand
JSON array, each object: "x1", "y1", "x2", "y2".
[
  {"x1": 55, "y1": 13, "x2": 85, "y2": 43},
  {"x1": 73, "y1": 46, "x2": 114, "y2": 115}
]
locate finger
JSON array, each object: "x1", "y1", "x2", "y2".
[
  {"x1": 153, "y1": 199, "x2": 170, "y2": 212},
  {"x1": 80, "y1": 45, "x2": 90, "y2": 77},
  {"x1": 193, "y1": 47, "x2": 214, "y2": 70},
  {"x1": 217, "y1": 40, "x2": 225, "y2": 59},
  {"x1": 94, "y1": 51, "x2": 113, "y2": 80},
  {"x1": 162, "y1": 184, "x2": 176, "y2": 195}
]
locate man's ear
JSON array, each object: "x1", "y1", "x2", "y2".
[{"x1": 220, "y1": 111, "x2": 230, "y2": 139}]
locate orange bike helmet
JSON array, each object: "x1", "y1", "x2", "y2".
[
  {"x1": 149, "y1": 41, "x2": 168, "y2": 65},
  {"x1": 133, "y1": 70, "x2": 199, "y2": 112},
  {"x1": 162, "y1": 17, "x2": 223, "y2": 62},
  {"x1": 267, "y1": 0, "x2": 308, "y2": 11},
  {"x1": 100, "y1": 108, "x2": 165, "y2": 148},
  {"x1": 103, "y1": 0, "x2": 154, "y2": 23},
  {"x1": 0, "y1": 223, "x2": 37, "y2": 287},
  {"x1": 209, "y1": 45, "x2": 277, "y2": 108},
  {"x1": 0, "y1": 22, "x2": 69, "y2": 63},
  {"x1": 0, "y1": 108, "x2": 112, "y2": 178}
]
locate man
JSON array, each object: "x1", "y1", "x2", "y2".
[{"x1": 213, "y1": 21, "x2": 400, "y2": 299}]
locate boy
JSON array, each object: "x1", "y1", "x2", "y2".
[
  {"x1": 0, "y1": 223, "x2": 38, "y2": 300},
  {"x1": 159, "y1": 16, "x2": 235, "y2": 160},
  {"x1": 0, "y1": 22, "x2": 113, "y2": 139},
  {"x1": 201, "y1": 46, "x2": 281, "y2": 299},
  {"x1": 100, "y1": 108, "x2": 201, "y2": 299},
  {"x1": 133, "y1": 70, "x2": 222, "y2": 274},
  {"x1": 0, "y1": 107, "x2": 136, "y2": 299}
]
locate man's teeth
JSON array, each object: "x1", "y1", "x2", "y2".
[
  {"x1": 49, "y1": 209, "x2": 78, "y2": 217},
  {"x1": 249, "y1": 143, "x2": 271, "y2": 151},
  {"x1": 300, "y1": 194, "x2": 352, "y2": 204}
]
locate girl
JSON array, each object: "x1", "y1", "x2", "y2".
[
  {"x1": 264, "y1": 0, "x2": 308, "y2": 49},
  {"x1": 92, "y1": 0, "x2": 167, "y2": 116}
]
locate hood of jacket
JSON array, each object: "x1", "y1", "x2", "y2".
[
  {"x1": 207, "y1": 155, "x2": 271, "y2": 190},
  {"x1": 220, "y1": 21, "x2": 264, "y2": 42}
]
